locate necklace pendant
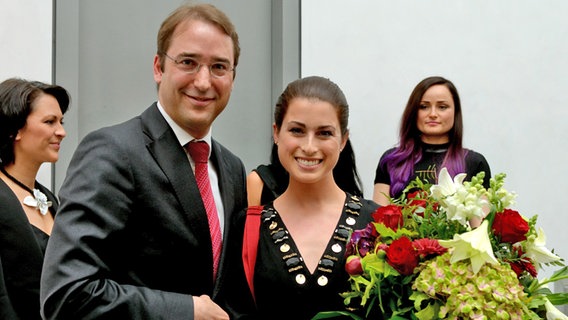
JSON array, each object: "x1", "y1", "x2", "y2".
[
  {"x1": 22, "y1": 190, "x2": 52, "y2": 215},
  {"x1": 1, "y1": 168, "x2": 52, "y2": 215}
]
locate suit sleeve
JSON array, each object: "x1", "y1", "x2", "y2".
[
  {"x1": 217, "y1": 207, "x2": 257, "y2": 319},
  {"x1": 40, "y1": 128, "x2": 194, "y2": 320}
]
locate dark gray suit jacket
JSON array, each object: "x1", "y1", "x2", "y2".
[{"x1": 40, "y1": 103, "x2": 247, "y2": 319}]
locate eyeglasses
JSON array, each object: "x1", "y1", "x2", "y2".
[{"x1": 161, "y1": 52, "x2": 234, "y2": 78}]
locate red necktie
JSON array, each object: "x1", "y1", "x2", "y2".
[{"x1": 187, "y1": 141, "x2": 222, "y2": 279}]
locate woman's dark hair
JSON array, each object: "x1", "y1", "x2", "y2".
[
  {"x1": 268, "y1": 142, "x2": 289, "y2": 196},
  {"x1": 380, "y1": 76, "x2": 465, "y2": 196},
  {"x1": 0, "y1": 78, "x2": 70, "y2": 166},
  {"x1": 274, "y1": 76, "x2": 363, "y2": 196}
]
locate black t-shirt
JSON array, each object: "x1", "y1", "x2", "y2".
[{"x1": 374, "y1": 142, "x2": 491, "y2": 198}]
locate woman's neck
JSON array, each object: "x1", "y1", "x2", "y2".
[
  {"x1": 420, "y1": 135, "x2": 449, "y2": 145},
  {"x1": 1, "y1": 163, "x2": 39, "y2": 190},
  {"x1": 276, "y1": 179, "x2": 345, "y2": 213}
]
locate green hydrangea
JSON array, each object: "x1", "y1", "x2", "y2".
[{"x1": 412, "y1": 252, "x2": 528, "y2": 319}]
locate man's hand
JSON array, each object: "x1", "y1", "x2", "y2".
[{"x1": 193, "y1": 295, "x2": 229, "y2": 320}]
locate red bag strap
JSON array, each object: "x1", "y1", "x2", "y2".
[{"x1": 242, "y1": 205, "x2": 263, "y2": 302}]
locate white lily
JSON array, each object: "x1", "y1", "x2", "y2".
[
  {"x1": 430, "y1": 168, "x2": 489, "y2": 227},
  {"x1": 525, "y1": 227, "x2": 562, "y2": 265},
  {"x1": 430, "y1": 167, "x2": 466, "y2": 199},
  {"x1": 545, "y1": 298, "x2": 568, "y2": 320},
  {"x1": 438, "y1": 220, "x2": 499, "y2": 274}
]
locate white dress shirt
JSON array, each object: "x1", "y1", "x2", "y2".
[{"x1": 156, "y1": 101, "x2": 225, "y2": 235}]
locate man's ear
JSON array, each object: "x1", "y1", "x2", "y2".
[{"x1": 153, "y1": 54, "x2": 163, "y2": 84}]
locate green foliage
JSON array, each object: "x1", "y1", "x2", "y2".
[{"x1": 314, "y1": 171, "x2": 567, "y2": 320}]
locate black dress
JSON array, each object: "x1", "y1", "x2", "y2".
[
  {"x1": 253, "y1": 194, "x2": 378, "y2": 319},
  {"x1": 0, "y1": 179, "x2": 57, "y2": 320}
]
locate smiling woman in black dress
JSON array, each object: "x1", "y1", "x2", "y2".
[
  {"x1": 0, "y1": 78, "x2": 69, "y2": 320},
  {"x1": 225, "y1": 76, "x2": 378, "y2": 320}
]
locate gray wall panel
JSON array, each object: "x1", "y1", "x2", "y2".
[{"x1": 54, "y1": 0, "x2": 300, "y2": 191}]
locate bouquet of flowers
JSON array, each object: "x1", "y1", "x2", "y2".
[{"x1": 315, "y1": 168, "x2": 568, "y2": 320}]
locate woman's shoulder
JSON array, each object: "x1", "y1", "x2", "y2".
[
  {"x1": 463, "y1": 148, "x2": 491, "y2": 186},
  {"x1": 380, "y1": 146, "x2": 398, "y2": 158},
  {"x1": 464, "y1": 148, "x2": 489, "y2": 163},
  {"x1": 252, "y1": 163, "x2": 275, "y2": 175},
  {"x1": 255, "y1": 163, "x2": 285, "y2": 177},
  {"x1": 0, "y1": 177, "x2": 11, "y2": 195},
  {"x1": 0, "y1": 178, "x2": 19, "y2": 208},
  {"x1": 376, "y1": 147, "x2": 398, "y2": 169},
  {"x1": 360, "y1": 196, "x2": 379, "y2": 208},
  {"x1": 347, "y1": 195, "x2": 378, "y2": 227},
  {"x1": 349, "y1": 194, "x2": 379, "y2": 214}
]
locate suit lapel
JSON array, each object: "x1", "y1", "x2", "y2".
[
  {"x1": 140, "y1": 105, "x2": 211, "y2": 242},
  {"x1": 210, "y1": 140, "x2": 235, "y2": 227},
  {"x1": 210, "y1": 139, "x2": 247, "y2": 293}
]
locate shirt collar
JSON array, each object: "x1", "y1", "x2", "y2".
[{"x1": 156, "y1": 101, "x2": 213, "y2": 150}]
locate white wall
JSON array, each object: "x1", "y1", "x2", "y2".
[
  {"x1": 0, "y1": 0, "x2": 53, "y2": 187},
  {"x1": 302, "y1": 0, "x2": 568, "y2": 283}
]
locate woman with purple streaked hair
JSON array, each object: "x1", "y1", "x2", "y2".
[{"x1": 373, "y1": 76, "x2": 491, "y2": 206}]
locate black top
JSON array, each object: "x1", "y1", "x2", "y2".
[
  {"x1": 374, "y1": 142, "x2": 491, "y2": 198},
  {"x1": 253, "y1": 164, "x2": 288, "y2": 205},
  {"x1": 0, "y1": 178, "x2": 57, "y2": 320},
  {"x1": 253, "y1": 194, "x2": 378, "y2": 319}
]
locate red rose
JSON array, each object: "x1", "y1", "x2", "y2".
[
  {"x1": 492, "y1": 209, "x2": 529, "y2": 243},
  {"x1": 385, "y1": 237, "x2": 419, "y2": 275},
  {"x1": 345, "y1": 256, "x2": 364, "y2": 276},
  {"x1": 372, "y1": 205, "x2": 403, "y2": 231}
]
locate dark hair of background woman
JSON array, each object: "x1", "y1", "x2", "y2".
[{"x1": 0, "y1": 78, "x2": 70, "y2": 166}]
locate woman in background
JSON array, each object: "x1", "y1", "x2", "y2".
[
  {"x1": 0, "y1": 78, "x2": 69, "y2": 320},
  {"x1": 373, "y1": 76, "x2": 490, "y2": 205}
]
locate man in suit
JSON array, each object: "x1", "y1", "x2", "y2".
[{"x1": 40, "y1": 3, "x2": 246, "y2": 319}]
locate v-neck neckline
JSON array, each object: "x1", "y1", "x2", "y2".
[{"x1": 261, "y1": 194, "x2": 364, "y2": 287}]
